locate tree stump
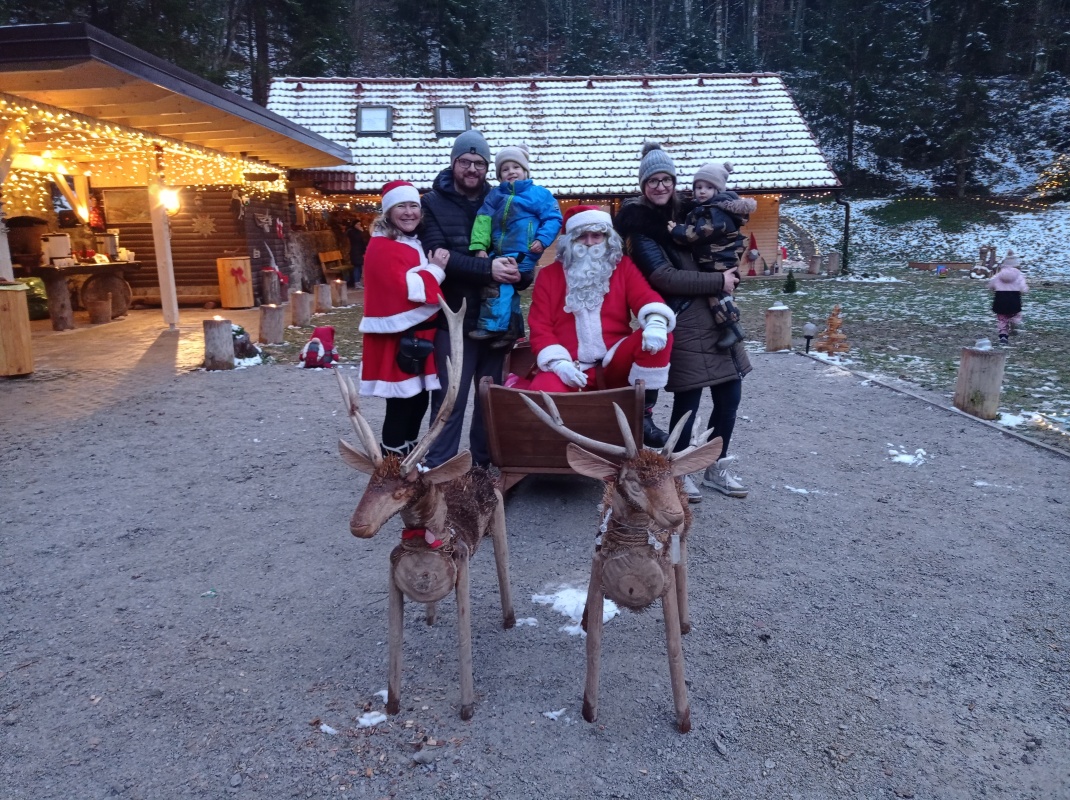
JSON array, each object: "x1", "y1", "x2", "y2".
[
  {"x1": 290, "y1": 291, "x2": 313, "y2": 326},
  {"x1": 87, "y1": 293, "x2": 112, "y2": 325},
  {"x1": 331, "y1": 280, "x2": 349, "y2": 307},
  {"x1": 808, "y1": 254, "x2": 822, "y2": 274},
  {"x1": 42, "y1": 274, "x2": 74, "y2": 331},
  {"x1": 765, "y1": 302, "x2": 792, "y2": 352},
  {"x1": 953, "y1": 346, "x2": 1006, "y2": 420},
  {"x1": 261, "y1": 270, "x2": 281, "y2": 305},
  {"x1": 314, "y1": 283, "x2": 332, "y2": 313},
  {"x1": 203, "y1": 318, "x2": 235, "y2": 370},
  {"x1": 258, "y1": 304, "x2": 286, "y2": 345},
  {"x1": 826, "y1": 252, "x2": 841, "y2": 276}
]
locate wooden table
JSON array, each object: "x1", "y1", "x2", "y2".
[{"x1": 27, "y1": 262, "x2": 141, "y2": 328}]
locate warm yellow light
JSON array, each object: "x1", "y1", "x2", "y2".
[{"x1": 159, "y1": 187, "x2": 181, "y2": 216}]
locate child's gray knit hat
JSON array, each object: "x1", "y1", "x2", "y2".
[
  {"x1": 638, "y1": 141, "x2": 676, "y2": 187},
  {"x1": 496, "y1": 144, "x2": 530, "y2": 179},
  {"x1": 693, "y1": 161, "x2": 734, "y2": 193}
]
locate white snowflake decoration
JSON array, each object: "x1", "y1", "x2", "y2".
[{"x1": 191, "y1": 214, "x2": 217, "y2": 238}]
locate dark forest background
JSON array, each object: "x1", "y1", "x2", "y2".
[{"x1": 3, "y1": 0, "x2": 1068, "y2": 196}]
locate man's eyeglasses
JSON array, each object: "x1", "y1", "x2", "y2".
[
  {"x1": 456, "y1": 157, "x2": 488, "y2": 172},
  {"x1": 645, "y1": 176, "x2": 675, "y2": 188}
]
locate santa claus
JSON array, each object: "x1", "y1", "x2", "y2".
[{"x1": 527, "y1": 205, "x2": 676, "y2": 446}]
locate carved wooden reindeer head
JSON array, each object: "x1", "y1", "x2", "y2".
[
  {"x1": 519, "y1": 392, "x2": 724, "y2": 532},
  {"x1": 336, "y1": 298, "x2": 470, "y2": 539}
]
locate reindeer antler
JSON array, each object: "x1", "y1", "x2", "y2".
[
  {"x1": 337, "y1": 369, "x2": 384, "y2": 466},
  {"x1": 400, "y1": 297, "x2": 466, "y2": 474},
  {"x1": 519, "y1": 392, "x2": 631, "y2": 460}
]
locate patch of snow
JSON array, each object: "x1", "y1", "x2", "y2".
[
  {"x1": 319, "y1": 723, "x2": 339, "y2": 735},
  {"x1": 888, "y1": 447, "x2": 928, "y2": 466},
  {"x1": 514, "y1": 617, "x2": 538, "y2": 627},
  {"x1": 532, "y1": 585, "x2": 619, "y2": 637},
  {"x1": 785, "y1": 486, "x2": 810, "y2": 494},
  {"x1": 542, "y1": 708, "x2": 567, "y2": 721},
  {"x1": 374, "y1": 689, "x2": 388, "y2": 702},
  {"x1": 357, "y1": 712, "x2": 387, "y2": 728}
]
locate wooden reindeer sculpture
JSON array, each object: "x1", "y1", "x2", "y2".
[
  {"x1": 336, "y1": 298, "x2": 515, "y2": 721},
  {"x1": 520, "y1": 392, "x2": 723, "y2": 733}
]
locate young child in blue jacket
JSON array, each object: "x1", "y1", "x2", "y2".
[{"x1": 469, "y1": 145, "x2": 563, "y2": 346}]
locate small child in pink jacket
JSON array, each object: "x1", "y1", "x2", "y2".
[{"x1": 987, "y1": 250, "x2": 1028, "y2": 344}]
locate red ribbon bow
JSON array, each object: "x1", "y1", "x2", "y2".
[
  {"x1": 230, "y1": 267, "x2": 248, "y2": 284},
  {"x1": 402, "y1": 527, "x2": 443, "y2": 549}
]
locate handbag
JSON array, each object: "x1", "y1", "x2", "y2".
[{"x1": 395, "y1": 330, "x2": 434, "y2": 374}]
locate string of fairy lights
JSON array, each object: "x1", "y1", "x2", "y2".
[{"x1": 0, "y1": 93, "x2": 288, "y2": 217}]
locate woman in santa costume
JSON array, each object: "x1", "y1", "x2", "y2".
[
  {"x1": 527, "y1": 205, "x2": 676, "y2": 419},
  {"x1": 358, "y1": 180, "x2": 451, "y2": 457}
]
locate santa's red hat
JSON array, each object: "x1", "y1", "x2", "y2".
[
  {"x1": 563, "y1": 204, "x2": 612, "y2": 234},
  {"x1": 380, "y1": 180, "x2": 420, "y2": 214}
]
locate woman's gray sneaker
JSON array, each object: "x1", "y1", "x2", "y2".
[
  {"x1": 702, "y1": 458, "x2": 748, "y2": 498},
  {"x1": 680, "y1": 474, "x2": 703, "y2": 503}
]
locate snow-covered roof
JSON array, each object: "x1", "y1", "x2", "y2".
[{"x1": 267, "y1": 74, "x2": 840, "y2": 195}]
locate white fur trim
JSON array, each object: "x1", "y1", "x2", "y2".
[
  {"x1": 536, "y1": 344, "x2": 572, "y2": 371},
  {"x1": 600, "y1": 336, "x2": 626, "y2": 368},
  {"x1": 381, "y1": 184, "x2": 420, "y2": 214},
  {"x1": 629, "y1": 363, "x2": 669, "y2": 390},
  {"x1": 637, "y1": 302, "x2": 676, "y2": 332},
  {"x1": 565, "y1": 208, "x2": 612, "y2": 233},
  {"x1": 358, "y1": 304, "x2": 438, "y2": 334},
  {"x1": 397, "y1": 234, "x2": 428, "y2": 261},
  {"x1": 357, "y1": 369, "x2": 441, "y2": 398},
  {"x1": 405, "y1": 264, "x2": 443, "y2": 302},
  {"x1": 573, "y1": 306, "x2": 607, "y2": 364}
]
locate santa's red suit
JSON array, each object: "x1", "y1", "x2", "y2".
[
  {"x1": 358, "y1": 233, "x2": 445, "y2": 398},
  {"x1": 527, "y1": 211, "x2": 675, "y2": 393}
]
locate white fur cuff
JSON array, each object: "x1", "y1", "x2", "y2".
[
  {"x1": 638, "y1": 302, "x2": 676, "y2": 332},
  {"x1": 537, "y1": 344, "x2": 572, "y2": 371},
  {"x1": 629, "y1": 363, "x2": 669, "y2": 390}
]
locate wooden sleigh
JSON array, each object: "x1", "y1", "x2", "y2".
[{"x1": 479, "y1": 342, "x2": 645, "y2": 493}]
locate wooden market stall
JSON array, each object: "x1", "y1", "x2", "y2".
[{"x1": 0, "y1": 22, "x2": 351, "y2": 333}]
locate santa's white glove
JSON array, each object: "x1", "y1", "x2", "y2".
[
  {"x1": 641, "y1": 314, "x2": 669, "y2": 354},
  {"x1": 550, "y1": 359, "x2": 588, "y2": 389}
]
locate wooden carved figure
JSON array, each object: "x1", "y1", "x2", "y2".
[
  {"x1": 520, "y1": 392, "x2": 724, "y2": 732},
  {"x1": 336, "y1": 299, "x2": 515, "y2": 721}
]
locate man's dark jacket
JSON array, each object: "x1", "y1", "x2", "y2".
[{"x1": 420, "y1": 168, "x2": 533, "y2": 332}]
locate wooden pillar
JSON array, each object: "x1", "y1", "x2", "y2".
[
  {"x1": 953, "y1": 345, "x2": 1006, "y2": 420},
  {"x1": 258, "y1": 304, "x2": 286, "y2": 344},
  {"x1": 87, "y1": 293, "x2": 112, "y2": 324},
  {"x1": 148, "y1": 147, "x2": 179, "y2": 329},
  {"x1": 290, "y1": 291, "x2": 313, "y2": 326},
  {"x1": 765, "y1": 301, "x2": 792, "y2": 352},
  {"x1": 260, "y1": 270, "x2": 281, "y2": 305},
  {"x1": 808, "y1": 254, "x2": 822, "y2": 275},
  {"x1": 203, "y1": 317, "x2": 235, "y2": 370},
  {"x1": 0, "y1": 121, "x2": 26, "y2": 283},
  {"x1": 826, "y1": 252, "x2": 841, "y2": 276},
  {"x1": 330, "y1": 280, "x2": 348, "y2": 307},
  {"x1": 314, "y1": 283, "x2": 332, "y2": 313},
  {"x1": 42, "y1": 273, "x2": 74, "y2": 331},
  {"x1": 0, "y1": 285, "x2": 34, "y2": 376}
]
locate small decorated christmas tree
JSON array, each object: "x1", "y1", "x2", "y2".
[
  {"x1": 782, "y1": 270, "x2": 797, "y2": 293},
  {"x1": 813, "y1": 305, "x2": 850, "y2": 355}
]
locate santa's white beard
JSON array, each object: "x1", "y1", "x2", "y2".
[{"x1": 563, "y1": 242, "x2": 615, "y2": 313}]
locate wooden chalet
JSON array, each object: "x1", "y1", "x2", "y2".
[
  {"x1": 0, "y1": 22, "x2": 351, "y2": 327},
  {"x1": 267, "y1": 74, "x2": 840, "y2": 271}
]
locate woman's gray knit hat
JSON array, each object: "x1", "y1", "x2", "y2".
[{"x1": 638, "y1": 141, "x2": 676, "y2": 186}]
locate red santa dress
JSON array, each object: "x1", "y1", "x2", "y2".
[
  {"x1": 527, "y1": 255, "x2": 675, "y2": 392},
  {"x1": 358, "y1": 233, "x2": 445, "y2": 398}
]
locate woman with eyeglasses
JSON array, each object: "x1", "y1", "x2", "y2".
[{"x1": 614, "y1": 142, "x2": 753, "y2": 503}]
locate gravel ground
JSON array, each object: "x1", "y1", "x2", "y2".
[{"x1": 2, "y1": 351, "x2": 1068, "y2": 799}]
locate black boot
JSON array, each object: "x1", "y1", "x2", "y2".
[{"x1": 642, "y1": 389, "x2": 668, "y2": 448}]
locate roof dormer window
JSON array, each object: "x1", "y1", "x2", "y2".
[
  {"x1": 434, "y1": 105, "x2": 470, "y2": 136},
  {"x1": 357, "y1": 106, "x2": 392, "y2": 135}
]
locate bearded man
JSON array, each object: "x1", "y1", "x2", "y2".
[{"x1": 527, "y1": 205, "x2": 676, "y2": 446}]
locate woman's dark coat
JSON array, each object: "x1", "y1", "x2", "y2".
[{"x1": 615, "y1": 196, "x2": 752, "y2": 393}]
